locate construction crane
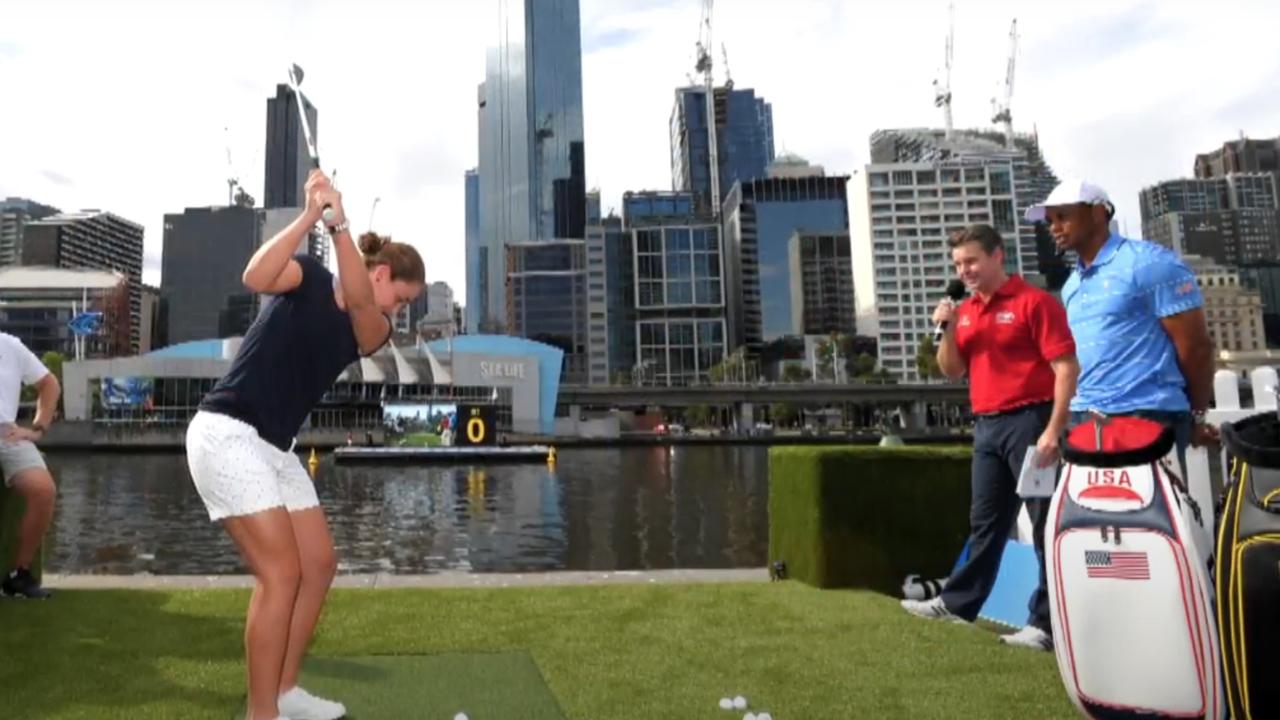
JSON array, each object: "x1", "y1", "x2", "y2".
[
  {"x1": 990, "y1": 18, "x2": 1018, "y2": 148},
  {"x1": 224, "y1": 126, "x2": 240, "y2": 206},
  {"x1": 722, "y1": 43, "x2": 733, "y2": 90},
  {"x1": 694, "y1": 0, "x2": 721, "y2": 216},
  {"x1": 932, "y1": 2, "x2": 955, "y2": 140}
]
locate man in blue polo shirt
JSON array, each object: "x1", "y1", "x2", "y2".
[{"x1": 1026, "y1": 180, "x2": 1218, "y2": 473}]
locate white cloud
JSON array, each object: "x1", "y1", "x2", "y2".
[{"x1": 2, "y1": 0, "x2": 1277, "y2": 297}]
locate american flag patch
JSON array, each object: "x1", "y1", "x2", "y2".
[{"x1": 1085, "y1": 550, "x2": 1150, "y2": 580}]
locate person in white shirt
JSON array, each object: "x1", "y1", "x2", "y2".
[{"x1": 0, "y1": 332, "x2": 61, "y2": 600}]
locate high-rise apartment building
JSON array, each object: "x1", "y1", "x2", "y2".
[
  {"x1": 852, "y1": 158, "x2": 1019, "y2": 380},
  {"x1": 22, "y1": 211, "x2": 145, "y2": 354},
  {"x1": 869, "y1": 128, "x2": 1061, "y2": 284}
]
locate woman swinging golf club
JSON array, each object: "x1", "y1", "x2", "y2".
[{"x1": 186, "y1": 169, "x2": 424, "y2": 720}]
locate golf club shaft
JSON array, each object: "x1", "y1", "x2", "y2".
[{"x1": 287, "y1": 66, "x2": 336, "y2": 224}]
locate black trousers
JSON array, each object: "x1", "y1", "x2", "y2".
[{"x1": 941, "y1": 402, "x2": 1053, "y2": 632}]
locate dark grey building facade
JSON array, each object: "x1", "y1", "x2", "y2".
[
  {"x1": 22, "y1": 211, "x2": 145, "y2": 354},
  {"x1": 161, "y1": 205, "x2": 262, "y2": 346},
  {"x1": 0, "y1": 197, "x2": 60, "y2": 267},
  {"x1": 1140, "y1": 174, "x2": 1280, "y2": 266},
  {"x1": 505, "y1": 240, "x2": 588, "y2": 384}
]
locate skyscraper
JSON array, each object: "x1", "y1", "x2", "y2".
[
  {"x1": 22, "y1": 210, "x2": 146, "y2": 354},
  {"x1": 464, "y1": 168, "x2": 482, "y2": 333},
  {"x1": 0, "y1": 197, "x2": 60, "y2": 267},
  {"x1": 264, "y1": 84, "x2": 318, "y2": 210},
  {"x1": 721, "y1": 159, "x2": 850, "y2": 352},
  {"x1": 670, "y1": 86, "x2": 774, "y2": 215},
  {"x1": 477, "y1": 0, "x2": 587, "y2": 332}
]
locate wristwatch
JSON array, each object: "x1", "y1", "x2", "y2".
[
  {"x1": 327, "y1": 220, "x2": 351, "y2": 236},
  {"x1": 1191, "y1": 409, "x2": 1208, "y2": 425}
]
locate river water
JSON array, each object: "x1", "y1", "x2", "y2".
[{"x1": 43, "y1": 446, "x2": 770, "y2": 575}]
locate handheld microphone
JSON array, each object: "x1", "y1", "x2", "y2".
[{"x1": 933, "y1": 279, "x2": 968, "y2": 343}]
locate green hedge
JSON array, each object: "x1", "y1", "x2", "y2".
[
  {"x1": 769, "y1": 445, "x2": 973, "y2": 595},
  {"x1": 0, "y1": 485, "x2": 42, "y2": 583}
]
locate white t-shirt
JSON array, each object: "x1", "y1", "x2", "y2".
[{"x1": 0, "y1": 333, "x2": 50, "y2": 422}]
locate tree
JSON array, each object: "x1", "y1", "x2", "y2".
[
  {"x1": 685, "y1": 404, "x2": 716, "y2": 428},
  {"x1": 709, "y1": 347, "x2": 751, "y2": 384},
  {"x1": 22, "y1": 351, "x2": 66, "y2": 411},
  {"x1": 770, "y1": 403, "x2": 800, "y2": 427},
  {"x1": 852, "y1": 352, "x2": 876, "y2": 378},
  {"x1": 781, "y1": 364, "x2": 810, "y2": 383},
  {"x1": 916, "y1": 336, "x2": 944, "y2": 380}
]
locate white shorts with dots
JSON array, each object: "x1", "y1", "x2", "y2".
[{"x1": 185, "y1": 410, "x2": 320, "y2": 522}]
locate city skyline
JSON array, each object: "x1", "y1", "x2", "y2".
[{"x1": 3, "y1": 0, "x2": 1279, "y2": 299}]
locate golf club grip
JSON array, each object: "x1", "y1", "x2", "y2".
[{"x1": 322, "y1": 206, "x2": 336, "y2": 224}]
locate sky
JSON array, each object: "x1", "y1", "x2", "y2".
[{"x1": 2, "y1": 0, "x2": 1278, "y2": 294}]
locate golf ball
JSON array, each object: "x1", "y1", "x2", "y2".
[
  {"x1": 719, "y1": 698, "x2": 734, "y2": 710},
  {"x1": 744, "y1": 713, "x2": 757, "y2": 720},
  {"x1": 454, "y1": 713, "x2": 468, "y2": 720},
  {"x1": 733, "y1": 696, "x2": 748, "y2": 710},
  {"x1": 758, "y1": 714, "x2": 773, "y2": 720}
]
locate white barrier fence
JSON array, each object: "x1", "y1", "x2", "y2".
[{"x1": 1184, "y1": 366, "x2": 1279, "y2": 535}]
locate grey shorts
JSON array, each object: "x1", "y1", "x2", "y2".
[{"x1": 0, "y1": 440, "x2": 47, "y2": 486}]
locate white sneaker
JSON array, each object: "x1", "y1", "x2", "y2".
[
  {"x1": 278, "y1": 686, "x2": 347, "y2": 720},
  {"x1": 900, "y1": 596, "x2": 966, "y2": 623},
  {"x1": 998, "y1": 625, "x2": 1053, "y2": 651}
]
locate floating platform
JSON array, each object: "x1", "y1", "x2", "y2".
[{"x1": 332, "y1": 445, "x2": 554, "y2": 464}]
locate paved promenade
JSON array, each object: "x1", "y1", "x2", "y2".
[{"x1": 43, "y1": 568, "x2": 770, "y2": 590}]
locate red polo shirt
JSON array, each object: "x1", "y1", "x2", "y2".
[{"x1": 953, "y1": 275, "x2": 1075, "y2": 415}]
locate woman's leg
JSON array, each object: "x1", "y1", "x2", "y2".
[
  {"x1": 279, "y1": 506, "x2": 337, "y2": 691},
  {"x1": 223, "y1": 508, "x2": 302, "y2": 720}
]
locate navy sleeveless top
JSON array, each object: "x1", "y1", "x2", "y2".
[{"x1": 199, "y1": 255, "x2": 360, "y2": 450}]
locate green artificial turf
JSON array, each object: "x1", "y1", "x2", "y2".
[{"x1": 0, "y1": 582, "x2": 1076, "y2": 719}]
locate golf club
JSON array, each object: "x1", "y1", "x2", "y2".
[{"x1": 286, "y1": 63, "x2": 337, "y2": 224}]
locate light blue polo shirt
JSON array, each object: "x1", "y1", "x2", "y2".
[{"x1": 1061, "y1": 233, "x2": 1204, "y2": 413}]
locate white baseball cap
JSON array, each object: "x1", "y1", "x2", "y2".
[{"x1": 1025, "y1": 179, "x2": 1114, "y2": 222}]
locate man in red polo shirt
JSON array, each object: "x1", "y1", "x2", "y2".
[{"x1": 901, "y1": 223, "x2": 1078, "y2": 651}]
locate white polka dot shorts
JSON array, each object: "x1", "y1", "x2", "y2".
[{"x1": 185, "y1": 410, "x2": 320, "y2": 522}]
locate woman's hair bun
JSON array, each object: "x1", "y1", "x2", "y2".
[{"x1": 358, "y1": 231, "x2": 389, "y2": 256}]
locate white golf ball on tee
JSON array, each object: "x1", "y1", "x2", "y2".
[
  {"x1": 719, "y1": 697, "x2": 734, "y2": 710},
  {"x1": 733, "y1": 696, "x2": 748, "y2": 710}
]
